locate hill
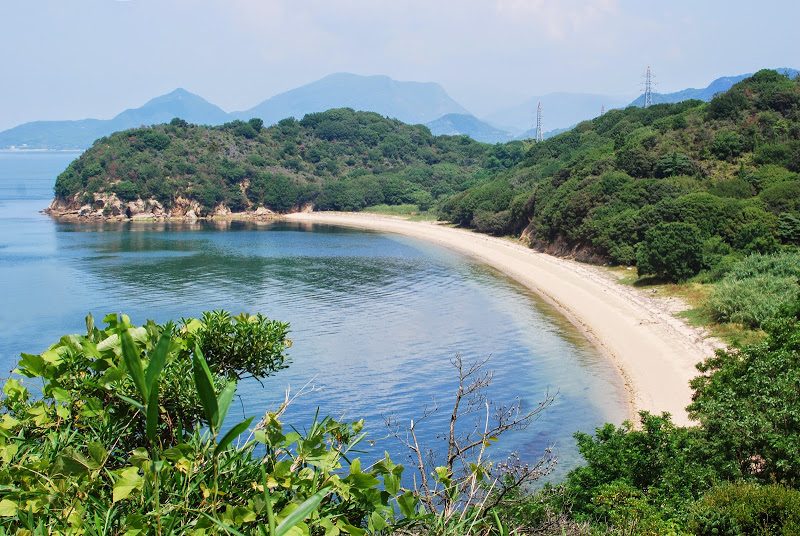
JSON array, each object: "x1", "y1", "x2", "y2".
[
  {"x1": 425, "y1": 113, "x2": 513, "y2": 143},
  {"x1": 234, "y1": 73, "x2": 469, "y2": 126},
  {"x1": 0, "y1": 89, "x2": 229, "y2": 150},
  {"x1": 49, "y1": 109, "x2": 525, "y2": 219},
  {"x1": 629, "y1": 67, "x2": 799, "y2": 107},
  {"x1": 440, "y1": 69, "x2": 800, "y2": 281}
]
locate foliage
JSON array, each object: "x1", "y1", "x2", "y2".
[
  {"x1": 439, "y1": 69, "x2": 800, "y2": 281},
  {"x1": 688, "y1": 483, "x2": 800, "y2": 536},
  {"x1": 636, "y1": 222, "x2": 704, "y2": 281},
  {"x1": 536, "y1": 297, "x2": 800, "y2": 534},
  {"x1": 0, "y1": 312, "x2": 416, "y2": 533},
  {"x1": 54, "y1": 108, "x2": 499, "y2": 215},
  {"x1": 706, "y1": 253, "x2": 800, "y2": 328},
  {"x1": 689, "y1": 300, "x2": 800, "y2": 486},
  {"x1": 0, "y1": 313, "x2": 554, "y2": 534},
  {"x1": 555, "y1": 413, "x2": 731, "y2": 525}
]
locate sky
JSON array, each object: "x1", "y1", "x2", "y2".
[{"x1": 1, "y1": 0, "x2": 799, "y2": 131}]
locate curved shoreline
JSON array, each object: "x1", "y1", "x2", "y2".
[{"x1": 285, "y1": 211, "x2": 725, "y2": 426}]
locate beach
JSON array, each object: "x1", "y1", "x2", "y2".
[{"x1": 285, "y1": 211, "x2": 725, "y2": 426}]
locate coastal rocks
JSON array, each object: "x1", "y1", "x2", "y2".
[{"x1": 45, "y1": 192, "x2": 283, "y2": 222}]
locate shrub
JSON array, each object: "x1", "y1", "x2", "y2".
[
  {"x1": 725, "y1": 251, "x2": 800, "y2": 280},
  {"x1": 636, "y1": 222, "x2": 704, "y2": 281},
  {"x1": 689, "y1": 483, "x2": 800, "y2": 536},
  {"x1": 690, "y1": 300, "x2": 800, "y2": 484},
  {"x1": 707, "y1": 274, "x2": 800, "y2": 328},
  {"x1": 711, "y1": 130, "x2": 744, "y2": 161},
  {"x1": 113, "y1": 180, "x2": 140, "y2": 201},
  {"x1": 654, "y1": 152, "x2": 695, "y2": 178},
  {"x1": 777, "y1": 212, "x2": 800, "y2": 244},
  {"x1": 0, "y1": 312, "x2": 412, "y2": 533}
]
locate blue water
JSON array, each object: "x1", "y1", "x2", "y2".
[{"x1": 0, "y1": 151, "x2": 627, "y2": 478}]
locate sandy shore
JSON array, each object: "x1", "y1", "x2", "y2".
[{"x1": 285, "y1": 212, "x2": 725, "y2": 426}]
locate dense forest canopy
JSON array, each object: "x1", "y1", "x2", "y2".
[
  {"x1": 54, "y1": 108, "x2": 524, "y2": 214},
  {"x1": 441, "y1": 69, "x2": 800, "y2": 280}
]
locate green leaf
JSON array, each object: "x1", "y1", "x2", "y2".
[
  {"x1": 338, "y1": 524, "x2": 365, "y2": 536},
  {"x1": 52, "y1": 449, "x2": 95, "y2": 476},
  {"x1": 397, "y1": 491, "x2": 418, "y2": 519},
  {"x1": 214, "y1": 417, "x2": 254, "y2": 457},
  {"x1": 120, "y1": 325, "x2": 147, "y2": 400},
  {"x1": 113, "y1": 467, "x2": 143, "y2": 502},
  {"x1": 216, "y1": 380, "x2": 237, "y2": 430},
  {"x1": 88, "y1": 441, "x2": 107, "y2": 465},
  {"x1": 17, "y1": 353, "x2": 45, "y2": 377},
  {"x1": 192, "y1": 343, "x2": 218, "y2": 432},
  {"x1": 116, "y1": 393, "x2": 144, "y2": 412},
  {"x1": 0, "y1": 498, "x2": 17, "y2": 517},
  {"x1": 145, "y1": 383, "x2": 160, "y2": 444},
  {"x1": 368, "y1": 511, "x2": 387, "y2": 531},
  {"x1": 145, "y1": 330, "x2": 170, "y2": 391},
  {"x1": 275, "y1": 487, "x2": 331, "y2": 536}
]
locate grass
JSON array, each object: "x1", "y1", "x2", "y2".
[
  {"x1": 362, "y1": 204, "x2": 438, "y2": 221},
  {"x1": 601, "y1": 266, "x2": 764, "y2": 347}
]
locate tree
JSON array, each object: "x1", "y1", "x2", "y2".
[
  {"x1": 689, "y1": 298, "x2": 800, "y2": 485},
  {"x1": 636, "y1": 222, "x2": 704, "y2": 281}
]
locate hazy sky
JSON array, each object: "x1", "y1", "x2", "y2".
[{"x1": 1, "y1": 0, "x2": 798, "y2": 130}]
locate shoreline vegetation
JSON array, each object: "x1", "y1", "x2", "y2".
[
  {"x1": 5, "y1": 68, "x2": 800, "y2": 532},
  {"x1": 283, "y1": 211, "x2": 722, "y2": 426}
]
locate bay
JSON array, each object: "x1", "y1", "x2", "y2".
[{"x1": 0, "y1": 151, "x2": 628, "y2": 478}]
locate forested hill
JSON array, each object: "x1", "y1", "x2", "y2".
[
  {"x1": 53, "y1": 70, "x2": 799, "y2": 282},
  {"x1": 441, "y1": 69, "x2": 800, "y2": 279},
  {"x1": 52, "y1": 108, "x2": 525, "y2": 216}
]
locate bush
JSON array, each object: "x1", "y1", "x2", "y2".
[
  {"x1": 558, "y1": 413, "x2": 727, "y2": 524},
  {"x1": 711, "y1": 130, "x2": 744, "y2": 161},
  {"x1": 777, "y1": 212, "x2": 800, "y2": 244},
  {"x1": 0, "y1": 312, "x2": 413, "y2": 533},
  {"x1": 707, "y1": 274, "x2": 800, "y2": 328},
  {"x1": 113, "y1": 180, "x2": 140, "y2": 201},
  {"x1": 636, "y1": 222, "x2": 704, "y2": 281},
  {"x1": 690, "y1": 300, "x2": 800, "y2": 484},
  {"x1": 725, "y1": 251, "x2": 800, "y2": 279},
  {"x1": 689, "y1": 483, "x2": 800, "y2": 536},
  {"x1": 654, "y1": 152, "x2": 695, "y2": 178}
]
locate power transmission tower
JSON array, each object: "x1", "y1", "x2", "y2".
[
  {"x1": 600, "y1": 104, "x2": 605, "y2": 116},
  {"x1": 535, "y1": 101, "x2": 544, "y2": 142},
  {"x1": 643, "y1": 65, "x2": 655, "y2": 108}
]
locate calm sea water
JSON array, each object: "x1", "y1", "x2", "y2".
[{"x1": 0, "y1": 151, "x2": 627, "y2": 477}]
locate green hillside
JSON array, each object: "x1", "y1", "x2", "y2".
[
  {"x1": 54, "y1": 108, "x2": 523, "y2": 214},
  {"x1": 441, "y1": 69, "x2": 800, "y2": 280}
]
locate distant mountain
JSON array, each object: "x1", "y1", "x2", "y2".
[
  {"x1": 234, "y1": 73, "x2": 469, "y2": 126},
  {"x1": 485, "y1": 93, "x2": 632, "y2": 135},
  {"x1": 0, "y1": 88, "x2": 229, "y2": 150},
  {"x1": 629, "y1": 68, "x2": 799, "y2": 107},
  {"x1": 0, "y1": 74, "x2": 472, "y2": 150},
  {"x1": 425, "y1": 113, "x2": 513, "y2": 143},
  {"x1": 111, "y1": 88, "x2": 229, "y2": 127}
]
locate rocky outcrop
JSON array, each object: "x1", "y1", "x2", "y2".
[
  {"x1": 45, "y1": 194, "x2": 288, "y2": 222},
  {"x1": 521, "y1": 222, "x2": 609, "y2": 264}
]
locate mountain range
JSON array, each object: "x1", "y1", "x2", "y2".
[{"x1": 1, "y1": 69, "x2": 797, "y2": 149}]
